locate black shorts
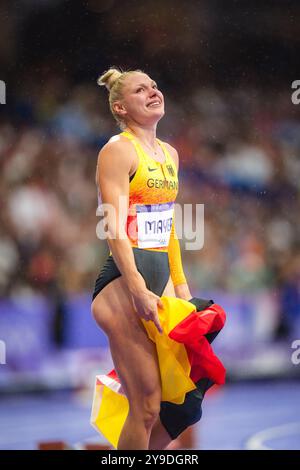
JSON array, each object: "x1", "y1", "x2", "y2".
[
  {"x1": 92, "y1": 251, "x2": 215, "y2": 441},
  {"x1": 92, "y1": 247, "x2": 170, "y2": 300}
]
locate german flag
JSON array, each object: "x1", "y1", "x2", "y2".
[{"x1": 91, "y1": 296, "x2": 226, "y2": 448}]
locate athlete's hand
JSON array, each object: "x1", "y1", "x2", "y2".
[{"x1": 128, "y1": 274, "x2": 164, "y2": 333}]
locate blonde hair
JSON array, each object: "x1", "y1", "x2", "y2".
[{"x1": 97, "y1": 67, "x2": 144, "y2": 129}]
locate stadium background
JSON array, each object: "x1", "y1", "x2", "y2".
[{"x1": 0, "y1": 0, "x2": 299, "y2": 449}]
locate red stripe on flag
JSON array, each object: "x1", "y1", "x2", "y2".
[{"x1": 169, "y1": 304, "x2": 226, "y2": 384}]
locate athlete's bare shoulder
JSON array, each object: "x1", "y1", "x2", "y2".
[
  {"x1": 161, "y1": 141, "x2": 179, "y2": 169},
  {"x1": 96, "y1": 134, "x2": 137, "y2": 183},
  {"x1": 101, "y1": 133, "x2": 135, "y2": 156}
]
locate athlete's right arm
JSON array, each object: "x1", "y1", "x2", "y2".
[{"x1": 96, "y1": 139, "x2": 163, "y2": 333}]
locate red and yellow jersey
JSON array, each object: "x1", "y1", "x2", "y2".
[{"x1": 121, "y1": 130, "x2": 178, "y2": 252}]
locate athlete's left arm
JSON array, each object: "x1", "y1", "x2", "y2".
[{"x1": 165, "y1": 143, "x2": 192, "y2": 301}]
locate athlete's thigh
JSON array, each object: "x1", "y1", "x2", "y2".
[
  {"x1": 94, "y1": 276, "x2": 161, "y2": 400},
  {"x1": 92, "y1": 274, "x2": 142, "y2": 335},
  {"x1": 162, "y1": 276, "x2": 176, "y2": 297}
]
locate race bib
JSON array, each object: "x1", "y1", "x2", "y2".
[{"x1": 136, "y1": 202, "x2": 174, "y2": 248}]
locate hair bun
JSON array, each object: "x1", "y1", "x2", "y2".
[{"x1": 97, "y1": 68, "x2": 122, "y2": 91}]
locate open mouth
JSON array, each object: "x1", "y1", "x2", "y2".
[{"x1": 147, "y1": 101, "x2": 162, "y2": 108}]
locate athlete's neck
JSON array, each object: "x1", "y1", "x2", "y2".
[{"x1": 124, "y1": 125, "x2": 157, "y2": 149}]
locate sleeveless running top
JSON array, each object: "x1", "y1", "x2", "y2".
[
  {"x1": 98, "y1": 130, "x2": 179, "y2": 253},
  {"x1": 122, "y1": 131, "x2": 178, "y2": 252},
  {"x1": 98, "y1": 131, "x2": 178, "y2": 252}
]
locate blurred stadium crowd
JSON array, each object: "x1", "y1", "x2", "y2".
[
  {"x1": 0, "y1": 0, "x2": 300, "y2": 352},
  {"x1": 1, "y1": 78, "x2": 300, "y2": 341}
]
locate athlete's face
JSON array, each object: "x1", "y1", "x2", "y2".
[{"x1": 116, "y1": 73, "x2": 165, "y2": 126}]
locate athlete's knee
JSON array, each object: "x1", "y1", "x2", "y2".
[
  {"x1": 139, "y1": 397, "x2": 161, "y2": 430},
  {"x1": 131, "y1": 391, "x2": 161, "y2": 431}
]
